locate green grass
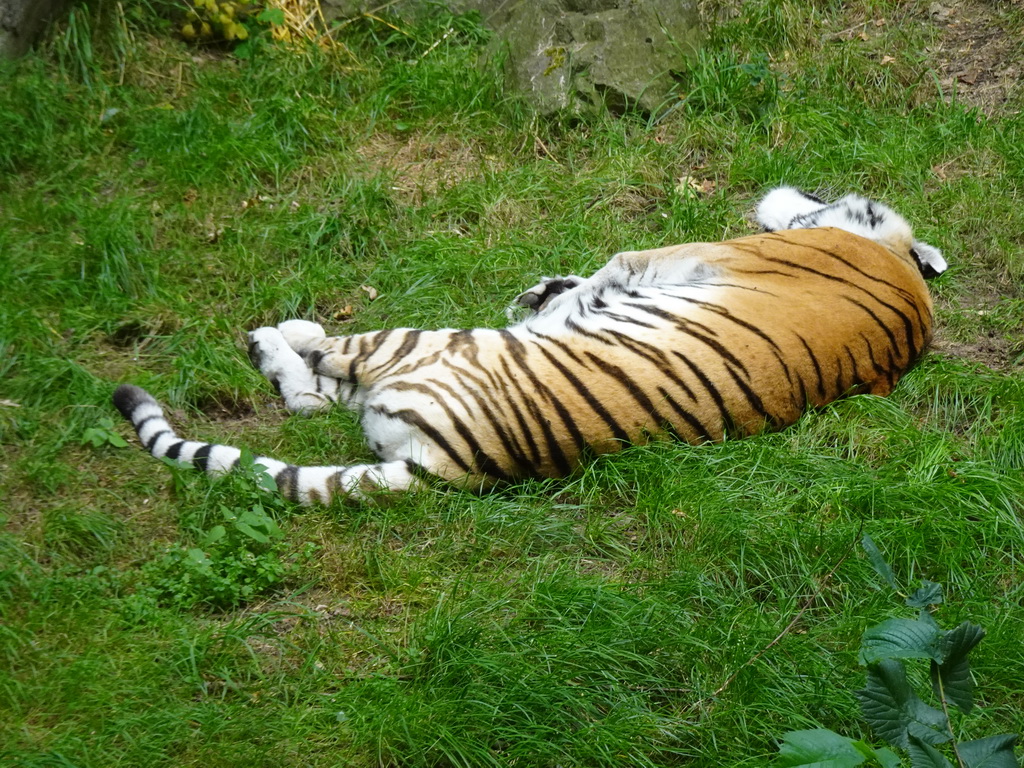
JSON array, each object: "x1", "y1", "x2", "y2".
[{"x1": 2, "y1": 0, "x2": 1023, "y2": 765}]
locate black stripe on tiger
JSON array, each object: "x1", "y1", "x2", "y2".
[
  {"x1": 370, "y1": 404, "x2": 475, "y2": 475},
  {"x1": 364, "y1": 329, "x2": 424, "y2": 378},
  {"x1": 843, "y1": 345, "x2": 869, "y2": 394},
  {"x1": 276, "y1": 465, "x2": 301, "y2": 502},
  {"x1": 425, "y1": 374, "x2": 518, "y2": 481},
  {"x1": 656, "y1": 386, "x2": 716, "y2": 443},
  {"x1": 858, "y1": 332, "x2": 891, "y2": 383},
  {"x1": 501, "y1": 334, "x2": 583, "y2": 475},
  {"x1": 349, "y1": 329, "x2": 395, "y2": 376},
  {"x1": 383, "y1": 379, "x2": 511, "y2": 481},
  {"x1": 584, "y1": 353, "x2": 672, "y2": 434},
  {"x1": 565, "y1": 316, "x2": 618, "y2": 345},
  {"x1": 751, "y1": 253, "x2": 928, "y2": 362},
  {"x1": 757, "y1": 250, "x2": 924, "y2": 343},
  {"x1": 191, "y1": 444, "x2": 213, "y2": 472},
  {"x1": 839, "y1": 295, "x2": 907, "y2": 362},
  {"x1": 633, "y1": 296, "x2": 800, "y2": 391},
  {"x1": 722, "y1": 361, "x2": 782, "y2": 432},
  {"x1": 604, "y1": 328, "x2": 699, "y2": 402},
  {"x1": 617, "y1": 302, "x2": 759, "y2": 379},
  {"x1": 144, "y1": 429, "x2": 173, "y2": 452},
  {"x1": 671, "y1": 351, "x2": 732, "y2": 438},
  {"x1": 497, "y1": 355, "x2": 558, "y2": 472},
  {"x1": 533, "y1": 343, "x2": 632, "y2": 445},
  {"x1": 761, "y1": 235, "x2": 918, "y2": 296},
  {"x1": 528, "y1": 330, "x2": 588, "y2": 366},
  {"x1": 442, "y1": 361, "x2": 533, "y2": 473},
  {"x1": 795, "y1": 334, "x2": 827, "y2": 400}
]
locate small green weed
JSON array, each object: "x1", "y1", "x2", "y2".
[
  {"x1": 778, "y1": 536, "x2": 1020, "y2": 768},
  {"x1": 141, "y1": 451, "x2": 313, "y2": 609},
  {"x1": 81, "y1": 417, "x2": 129, "y2": 449}
]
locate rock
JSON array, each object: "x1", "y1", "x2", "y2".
[
  {"x1": 0, "y1": 0, "x2": 68, "y2": 58},
  {"x1": 321, "y1": 0, "x2": 702, "y2": 116},
  {"x1": 487, "y1": 0, "x2": 701, "y2": 115}
]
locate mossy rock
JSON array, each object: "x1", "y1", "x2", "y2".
[{"x1": 322, "y1": 0, "x2": 702, "y2": 116}]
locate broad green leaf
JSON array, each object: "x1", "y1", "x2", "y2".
[
  {"x1": 777, "y1": 729, "x2": 866, "y2": 767},
  {"x1": 187, "y1": 548, "x2": 212, "y2": 569},
  {"x1": 860, "y1": 618, "x2": 944, "y2": 665},
  {"x1": 203, "y1": 525, "x2": 227, "y2": 546},
  {"x1": 82, "y1": 428, "x2": 105, "y2": 447},
  {"x1": 862, "y1": 535, "x2": 900, "y2": 591},
  {"x1": 82, "y1": 424, "x2": 128, "y2": 448},
  {"x1": 257, "y1": 7, "x2": 285, "y2": 25},
  {"x1": 907, "y1": 736, "x2": 954, "y2": 768},
  {"x1": 856, "y1": 659, "x2": 949, "y2": 749},
  {"x1": 906, "y1": 581, "x2": 943, "y2": 608},
  {"x1": 871, "y1": 747, "x2": 902, "y2": 768},
  {"x1": 958, "y1": 734, "x2": 1018, "y2": 768},
  {"x1": 234, "y1": 521, "x2": 270, "y2": 543},
  {"x1": 239, "y1": 506, "x2": 282, "y2": 538},
  {"x1": 96, "y1": 418, "x2": 129, "y2": 446},
  {"x1": 239, "y1": 507, "x2": 266, "y2": 526},
  {"x1": 264, "y1": 518, "x2": 283, "y2": 539},
  {"x1": 931, "y1": 621, "x2": 985, "y2": 713},
  {"x1": 255, "y1": 465, "x2": 278, "y2": 491},
  {"x1": 850, "y1": 740, "x2": 903, "y2": 768}
]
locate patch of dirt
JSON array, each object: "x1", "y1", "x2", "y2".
[
  {"x1": 192, "y1": 394, "x2": 259, "y2": 422},
  {"x1": 356, "y1": 133, "x2": 500, "y2": 205},
  {"x1": 931, "y1": 334, "x2": 1020, "y2": 371},
  {"x1": 932, "y1": 290, "x2": 1024, "y2": 372},
  {"x1": 925, "y1": 0, "x2": 1024, "y2": 115},
  {"x1": 124, "y1": 37, "x2": 201, "y2": 100}
]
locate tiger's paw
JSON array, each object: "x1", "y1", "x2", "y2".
[
  {"x1": 248, "y1": 327, "x2": 332, "y2": 414},
  {"x1": 513, "y1": 275, "x2": 585, "y2": 313},
  {"x1": 277, "y1": 319, "x2": 327, "y2": 354},
  {"x1": 247, "y1": 327, "x2": 305, "y2": 379}
]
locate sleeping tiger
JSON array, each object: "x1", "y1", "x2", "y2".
[{"x1": 114, "y1": 187, "x2": 947, "y2": 504}]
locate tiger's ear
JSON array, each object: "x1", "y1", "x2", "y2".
[
  {"x1": 755, "y1": 186, "x2": 828, "y2": 231},
  {"x1": 910, "y1": 240, "x2": 948, "y2": 278}
]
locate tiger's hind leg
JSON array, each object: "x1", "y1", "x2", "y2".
[
  {"x1": 248, "y1": 325, "x2": 349, "y2": 415},
  {"x1": 305, "y1": 458, "x2": 429, "y2": 502}
]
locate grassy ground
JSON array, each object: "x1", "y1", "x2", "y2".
[{"x1": 1, "y1": 0, "x2": 1023, "y2": 765}]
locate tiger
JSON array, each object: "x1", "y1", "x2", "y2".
[{"x1": 113, "y1": 187, "x2": 947, "y2": 504}]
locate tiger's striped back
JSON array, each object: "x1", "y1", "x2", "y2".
[{"x1": 346, "y1": 227, "x2": 933, "y2": 485}]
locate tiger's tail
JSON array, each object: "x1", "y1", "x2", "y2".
[{"x1": 112, "y1": 384, "x2": 423, "y2": 504}]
